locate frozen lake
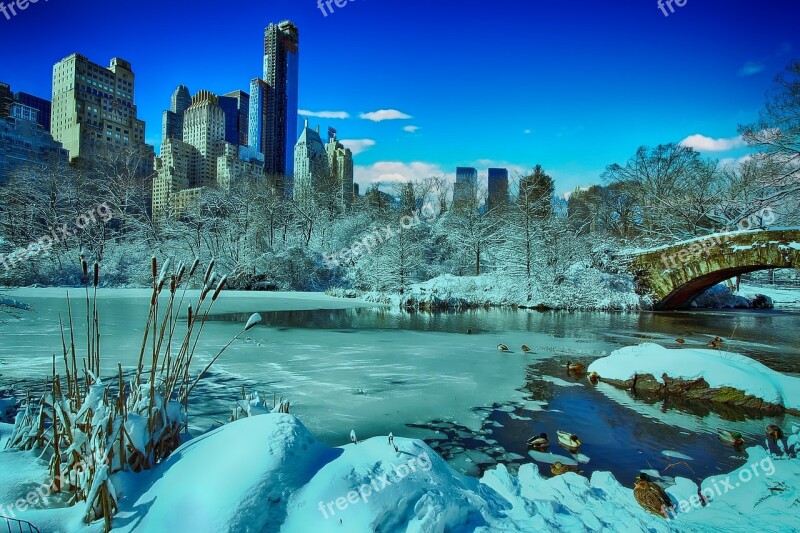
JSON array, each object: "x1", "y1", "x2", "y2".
[{"x1": 1, "y1": 288, "x2": 799, "y2": 486}]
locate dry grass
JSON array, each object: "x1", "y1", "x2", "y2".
[{"x1": 5, "y1": 257, "x2": 260, "y2": 531}]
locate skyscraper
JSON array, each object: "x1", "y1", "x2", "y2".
[
  {"x1": 245, "y1": 78, "x2": 268, "y2": 163},
  {"x1": 293, "y1": 119, "x2": 329, "y2": 206},
  {"x1": 153, "y1": 90, "x2": 264, "y2": 218},
  {"x1": 50, "y1": 54, "x2": 153, "y2": 167},
  {"x1": 162, "y1": 85, "x2": 191, "y2": 142},
  {"x1": 453, "y1": 166, "x2": 478, "y2": 212},
  {"x1": 487, "y1": 167, "x2": 509, "y2": 211},
  {"x1": 263, "y1": 20, "x2": 299, "y2": 189},
  {"x1": 325, "y1": 128, "x2": 354, "y2": 211},
  {"x1": 222, "y1": 90, "x2": 250, "y2": 147}
]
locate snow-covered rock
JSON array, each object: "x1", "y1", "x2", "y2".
[{"x1": 588, "y1": 343, "x2": 800, "y2": 411}]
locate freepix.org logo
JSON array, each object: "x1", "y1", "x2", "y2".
[{"x1": 0, "y1": 0, "x2": 48, "y2": 22}]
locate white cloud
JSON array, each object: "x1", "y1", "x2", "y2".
[
  {"x1": 523, "y1": 129, "x2": 532, "y2": 134},
  {"x1": 354, "y1": 161, "x2": 452, "y2": 186},
  {"x1": 299, "y1": 109, "x2": 350, "y2": 119},
  {"x1": 680, "y1": 134, "x2": 745, "y2": 152},
  {"x1": 403, "y1": 125, "x2": 420, "y2": 133},
  {"x1": 339, "y1": 139, "x2": 376, "y2": 156},
  {"x1": 471, "y1": 159, "x2": 529, "y2": 177},
  {"x1": 738, "y1": 61, "x2": 765, "y2": 77},
  {"x1": 360, "y1": 109, "x2": 412, "y2": 122},
  {"x1": 719, "y1": 155, "x2": 752, "y2": 168}
]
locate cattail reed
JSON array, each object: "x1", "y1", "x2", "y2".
[
  {"x1": 212, "y1": 275, "x2": 227, "y2": 301},
  {"x1": 189, "y1": 258, "x2": 200, "y2": 278},
  {"x1": 203, "y1": 259, "x2": 215, "y2": 285},
  {"x1": 151, "y1": 257, "x2": 157, "y2": 280},
  {"x1": 93, "y1": 263, "x2": 100, "y2": 288}
]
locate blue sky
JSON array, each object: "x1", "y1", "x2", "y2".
[{"x1": 0, "y1": 0, "x2": 796, "y2": 194}]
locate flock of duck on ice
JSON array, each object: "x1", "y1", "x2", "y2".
[{"x1": 492, "y1": 338, "x2": 798, "y2": 518}]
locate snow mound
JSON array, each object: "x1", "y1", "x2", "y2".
[
  {"x1": 588, "y1": 343, "x2": 800, "y2": 410},
  {"x1": 113, "y1": 414, "x2": 339, "y2": 532}
]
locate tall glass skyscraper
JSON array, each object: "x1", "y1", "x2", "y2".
[
  {"x1": 263, "y1": 20, "x2": 299, "y2": 194},
  {"x1": 246, "y1": 78, "x2": 268, "y2": 164},
  {"x1": 487, "y1": 167, "x2": 509, "y2": 211}
]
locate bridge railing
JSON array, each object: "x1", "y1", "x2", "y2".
[{"x1": 2, "y1": 516, "x2": 40, "y2": 533}]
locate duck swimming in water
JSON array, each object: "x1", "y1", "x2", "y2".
[
  {"x1": 527, "y1": 432, "x2": 549, "y2": 449},
  {"x1": 566, "y1": 361, "x2": 586, "y2": 373},
  {"x1": 521, "y1": 344, "x2": 532, "y2": 353},
  {"x1": 497, "y1": 344, "x2": 510, "y2": 352},
  {"x1": 557, "y1": 430, "x2": 581, "y2": 451},
  {"x1": 717, "y1": 428, "x2": 745, "y2": 447}
]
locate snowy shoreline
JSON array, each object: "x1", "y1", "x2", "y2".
[{"x1": 1, "y1": 413, "x2": 797, "y2": 532}]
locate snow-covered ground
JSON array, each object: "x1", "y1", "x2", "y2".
[
  {"x1": 738, "y1": 283, "x2": 800, "y2": 309},
  {"x1": 355, "y1": 265, "x2": 651, "y2": 311},
  {"x1": 589, "y1": 343, "x2": 800, "y2": 411},
  {"x1": 1, "y1": 413, "x2": 797, "y2": 532}
]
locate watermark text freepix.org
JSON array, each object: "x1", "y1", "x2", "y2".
[
  {"x1": 0, "y1": 202, "x2": 113, "y2": 273},
  {"x1": 0, "y1": 449, "x2": 108, "y2": 519},
  {"x1": 657, "y1": 0, "x2": 687, "y2": 17},
  {"x1": 664, "y1": 455, "x2": 775, "y2": 517},
  {"x1": 323, "y1": 203, "x2": 436, "y2": 269},
  {"x1": 317, "y1": 0, "x2": 357, "y2": 18},
  {"x1": 0, "y1": 0, "x2": 48, "y2": 22},
  {"x1": 660, "y1": 207, "x2": 776, "y2": 270},
  {"x1": 318, "y1": 450, "x2": 432, "y2": 519}
]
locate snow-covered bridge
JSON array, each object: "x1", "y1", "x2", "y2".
[{"x1": 625, "y1": 228, "x2": 800, "y2": 310}]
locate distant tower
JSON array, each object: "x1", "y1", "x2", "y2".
[
  {"x1": 453, "y1": 166, "x2": 478, "y2": 212},
  {"x1": 293, "y1": 119, "x2": 329, "y2": 206},
  {"x1": 325, "y1": 128, "x2": 354, "y2": 211},
  {"x1": 246, "y1": 78, "x2": 269, "y2": 163},
  {"x1": 487, "y1": 168, "x2": 509, "y2": 211},
  {"x1": 162, "y1": 85, "x2": 191, "y2": 142},
  {"x1": 182, "y1": 90, "x2": 225, "y2": 187},
  {"x1": 222, "y1": 89, "x2": 250, "y2": 147},
  {"x1": 263, "y1": 20, "x2": 299, "y2": 191},
  {"x1": 51, "y1": 54, "x2": 153, "y2": 166}
]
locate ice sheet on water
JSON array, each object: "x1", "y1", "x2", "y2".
[
  {"x1": 662, "y1": 450, "x2": 694, "y2": 461},
  {"x1": 527, "y1": 449, "x2": 578, "y2": 466},
  {"x1": 540, "y1": 375, "x2": 582, "y2": 387}
]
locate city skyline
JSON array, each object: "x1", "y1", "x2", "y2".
[{"x1": 0, "y1": 0, "x2": 797, "y2": 195}]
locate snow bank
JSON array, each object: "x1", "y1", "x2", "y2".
[
  {"x1": 2, "y1": 413, "x2": 800, "y2": 531},
  {"x1": 112, "y1": 414, "x2": 338, "y2": 532},
  {"x1": 358, "y1": 266, "x2": 651, "y2": 311},
  {"x1": 588, "y1": 343, "x2": 800, "y2": 410}
]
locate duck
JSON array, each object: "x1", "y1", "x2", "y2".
[
  {"x1": 497, "y1": 344, "x2": 510, "y2": 352},
  {"x1": 706, "y1": 336, "x2": 723, "y2": 349},
  {"x1": 717, "y1": 428, "x2": 745, "y2": 447},
  {"x1": 633, "y1": 473, "x2": 674, "y2": 518},
  {"x1": 527, "y1": 432, "x2": 550, "y2": 449},
  {"x1": 521, "y1": 344, "x2": 532, "y2": 353},
  {"x1": 675, "y1": 338, "x2": 686, "y2": 345},
  {"x1": 588, "y1": 371, "x2": 600, "y2": 384},
  {"x1": 766, "y1": 424, "x2": 784, "y2": 442},
  {"x1": 557, "y1": 430, "x2": 581, "y2": 451},
  {"x1": 550, "y1": 461, "x2": 579, "y2": 476},
  {"x1": 566, "y1": 361, "x2": 586, "y2": 373}
]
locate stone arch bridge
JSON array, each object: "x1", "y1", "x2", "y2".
[{"x1": 624, "y1": 229, "x2": 800, "y2": 310}]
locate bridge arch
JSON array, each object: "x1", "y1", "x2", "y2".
[{"x1": 627, "y1": 229, "x2": 800, "y2": 310}]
